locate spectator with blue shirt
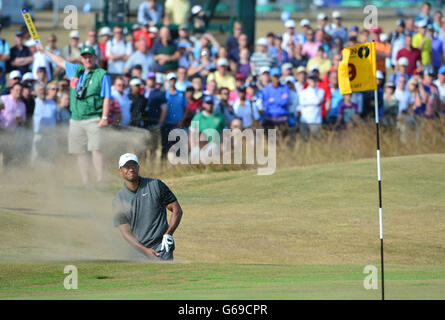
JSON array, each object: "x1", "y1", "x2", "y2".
[
  {"x1": 31, "y1": 83, "x2": 58, "y2": 165},
  {"x1": 137, "y1": 0, "x2": 164, "y2": 26},
  {"x1": 261, "y1": 67, "x2": 289, "y2": 133},
  {"x1": 0, "y1": 24, "x2": 11, "y2": 90},
  {"x1": 162, "y1": 73, "x2": 186, "y2": 159},
  {"x1": 37, "y1": 43, "x2": 111, "y2": 184}
]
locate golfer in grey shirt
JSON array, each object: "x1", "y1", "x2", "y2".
[{"x1": 113, "y1": 153, "x2": 183, "y2": 260}]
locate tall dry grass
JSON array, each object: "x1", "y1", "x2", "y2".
[{"x1": 135, "y1": 118, "x2": 445, "y2": 179}]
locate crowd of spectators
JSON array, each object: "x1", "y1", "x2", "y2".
[{"x1": 1, "y1": 0, "x2": 445, "y2": 167}]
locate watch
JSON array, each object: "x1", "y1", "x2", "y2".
[{"x1": 101, "y1": 116, "x2": 108, "y2": 120}]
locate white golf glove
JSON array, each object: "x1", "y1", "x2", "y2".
[{"x1": 161, "y1": 234, "x2": 174, "y2": 253}]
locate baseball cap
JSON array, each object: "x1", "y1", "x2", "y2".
[
  {"x1": 385, "y1": 81, "x2": 395, "y2": 88},
  {"x1": 80, "y1": 46, "x2": 96, "y2": 56},
  {"x1": 284, "y1": 75, "x2": 296, "y2": 83},
  {"x1": 371, "y1": 27, "x2": 382, "y2": 34},
  {"x1": 191, "y1": 5, "x2": 202, "y2": 15},
  {"x1": 203, "y1": 95, "x2": 214, "y2": 104},
  {"x1": 99, "y1": 27, "x2": 112, "y2": 37},
  {"x1": 379, "y1": 33, "x2": 389, "y2": 42},
  {"x1": 217, "y1": 58, "x2": 229, "y2": 67},
  {"x1": 179, "y1": 24, "x2": 189, "y2": 30},
  {"x1": 256, "y1": 37, "x2": 268, "y2": 46},
  {"x1": 119, "y1": 153, "x2": 138, "y2": 168},
  {"x1": 307, "y1": 72, "x2": 319, "y2": 80},
  {"x1": 149, "y1": 26, "x2": 158, "y2": 33},
  {"x1": 270, "y1": 67, "x2": 281, "y2": 77},
  {"x1": 424, "y1": 66, "x2": 434, "y2": 76},
  {"x1": 349, "y1": 25, "x2": 359, "y2": 32},
  {"x1": 129, "y1": 78, "x2": 142, "y2": 86},
  {"x1": 317, "y1": 13, "x2": 327, "y2": 20},
  {"x1": 396, "y1": 19, "x2": 405, "y2": 27},
  {"x1": 166, "y1": 72, "x2": 177, "y2": 80},
  {"x1": 376, "y1": 70, "x2": 384, "y2": 80},
  {"x1": 309, "y1": 65, "x2": 319, "y2": 72},
  {"x1": 438, "y1": 65, "x2": 445, "y2": 74},
  {"x1": 284, "y1": 19, "x2": 296, "y2": 29},
  {"x1": 281, "y1": 62, "x2": 293, "y2": 71},
  {"x1": 416, "y1": 19, "x2": 427, "y2": 28},
  {"x1": 332, "y1": 11, "x2": 342, "y2": 19},
  {"x1": 397, "y1": 57, "x2": 409, "y2": 66},
  {"x1": 9, "y1": 70, "x2": 22, "y2": 79},
  {"x1": 147, "y1": 71, "x2": 156, "y2": 79},
  {"x1": 69, "y1": 30, "x2": 80, "y2": 38},
  {"x1": 132, "y1": 24, "x2": 141, "y2": 31},
  {"x1": 22, "y1": 72, "x2": 34, "y2": 81},
  {"x1": 259, "y1": 66, "x2": 270, "y2": 74},
  {"x1": 235, "y1": 73, "x2": 246, "y2": 80},
  {"x1": 296, "y1": 66, "x2": 306, "y2": 74},
  {"x1": 15, "y1": 31, "x2": 24, "y2": 37},
  {"x1": 300, "y1": 19, "x2": 310, "y2": 27}
]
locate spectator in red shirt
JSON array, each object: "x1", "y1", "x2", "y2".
[
  {"x1": 310, "y1": 66, "x2": 332, "y2": 120},
  {"x1": 182, "y1": 86, "x2": 202, "y2": 128},
  {"x1": 134, "y1": 23, "x2": 153, "y2": 50},
  {"x1": 396, "y1": 34, "x2": 422, "y2": 75}
]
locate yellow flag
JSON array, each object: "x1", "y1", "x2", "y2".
[
  {"x1": 338, "y1": 42, "x2": 377, "y2": 94},
  {"x1": 21, "y1": 8, "x2": 41, "y2": 44}
]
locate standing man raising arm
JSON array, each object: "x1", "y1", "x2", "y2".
[{"x1": 36, "y1": 43, "x2": 111, "y2": 184}]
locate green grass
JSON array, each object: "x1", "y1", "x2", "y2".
[
  {"x1": 1, "y1": 262, "x2": 444, "y2": 299},
  {"x1": 0, "y1": 154, "x2": 445, "y2": 299}
]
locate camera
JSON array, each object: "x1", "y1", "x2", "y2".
[{"x1": 76, "y1": 86, "x2": 87, "y2": 100}]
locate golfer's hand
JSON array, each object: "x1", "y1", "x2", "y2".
[
  {"x1": 161, "y1": 234, "x2": 174, "y2": 253},
  {"x1": 98, "y1": 118, "x2": 108, "y2": 127},
  {"x1": 144, "y1": 248, "x2": 160, "y2": 258}
]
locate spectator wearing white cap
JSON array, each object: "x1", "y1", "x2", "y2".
[
  {"x1": 164, "y1": 0, "x2": 190, "y2": 26},
  {"x1": 390, "y1": 57, "x2": 411, "y2": 87},
  {"x1": 1, "y1": 70, "x2": 22, "y2": 96},
  {"x1": 27, "y1": 40, "x2": 52, "y2": 83},
  {"x1": 250, "y1": 37, "x2": 277, "y2": 75},
  {"x1": 412, "y1": 19, "x2": 432, "y2": 68},
  {"x1": 282, "y1": 19, "x2": 299, "y2": 51},
  {"x1": 389, "y1": 19, "x2": 408, "y2": 67},
  {"x1": 382, "y1": 81, "x2": 399, "y2": 128},
  {"x1": 206, "y1": 58, "x2": 236, "y2": 91},
  {"x1": 316, "y1": 12, "x2": 331, "y2": 34},
  {"x1": 98, "y1": 27, "x2": 113, "y2": 69},
  {"x1": 10, "y1": 30, "x2": 33, "y2": 76},
  {"x1": 256, "y1": 66, "x2": 271, "y2": 91},
  {"x1": 137, "y1": 0, "x2": 164, "y2": 27},
  {"x1": 190, "y1": 5, "x2": 208, "y2": 31},
  {"x1": 328, "y1": 11, "x2": 348, "y2": 45},
  {"x1": 62, "y1": 30, "x2": 82, "y2": 64}
]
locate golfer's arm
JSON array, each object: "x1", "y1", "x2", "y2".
[
  {"x1": 118, "y1": 223, "x2": 148, "y2": 253},
  {"x1": 165, "y1": 201, "x2": 183, "y2": 236}
]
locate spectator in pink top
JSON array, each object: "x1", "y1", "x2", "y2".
[
  {"x1": 0, "y1": 82, "x2": 26, "y2": 131},
  {"x1": 302, "y1": 29, "x2": 322, "y2": 59}
]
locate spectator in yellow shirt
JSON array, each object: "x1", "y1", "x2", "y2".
[
  {"x1": 206, "y1": 58, "x2": 236, "y2": 91},
  {"x1": 306, "y1": 46, "x2": 331, "y2": 77},
  {"x1": 164, "y1": 0, "x2": 190, "y2": 26},
  {"x1": 412, "y1": 19, "x2": 432, "y2": 67}
]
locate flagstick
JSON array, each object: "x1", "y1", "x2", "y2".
[{"x1": 374, "y1": 89, "x2": 385, "y2": 300}]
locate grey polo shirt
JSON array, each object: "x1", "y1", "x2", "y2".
[{"x1": 112, "y1": 177, "x2": 177, "y2": 248}]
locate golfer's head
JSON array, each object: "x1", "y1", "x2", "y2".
[
  {"x1": 119, "y1": 153, "x2": 139, "y2": 182},
  {"x1": 80, "y1": 46, "x2": 97, "y2": 69}
]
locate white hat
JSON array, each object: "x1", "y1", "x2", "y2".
[
  {"x1": 149, "y1": 26, "x2": 158, "y2": 33},
  {"x1": 379, "y1": 33, "x2": 389, "y2": 42},
  {"x1": 332, "y1": 11, "x2": 342, "y2": 19},
  {"x1": 300, "y1": 19, "x2": 310, "y2": 27},
  {"x1": 317, "y1": 13, "x2": 327, "y2": 20},
  {"x1": 22, "y1": 72, "x2": 34, "y2": 81},
  {"x1": 376, "y1": 70, "x2": 384, "y2": 80},
  {"x1": 69, "y1": 30, "x2": 80, "y2": 38},
  {"x1": 99, "y1": 27, "x2": 112, "y2": 37},
  {"x1": 397, "y1": 57, "x2": 409, "y2": 66},
  {"x1": 9, "y1": 70, "x2": 22, "y2": 79},
  {"x1": 259, "y1": 66, "x2": 270, "y2": 74},
  {"x1": 284, "y1": 19, "x2": 296, "y2": 28},
  {"x1": 416, "y1": 19, "x2": 427, "y2": 28},
  {"x1": 166, "y1": 72, "x2": 177, "y2": 80},
  {"x1": 281, "y1": 62, "x2": 293, "y2": 71},
  {"x1": 129, "y1": 78, "x2": 142, "y2": 86},
  {"x1": 119, "y1": 153, "x2": 139, "y2": 168},
  {"x1": 191, "y1": 5, "x2": 202, "y2": 15},
  {"x1": 256, "y1": 37, "x2": 268, "y2": 46},
  {"x1": 309, "y1": 65, "x2": 319, "y2": 72},
  {"x1": 24, "y1": 39, "x2": 35, "y2": 47},
  {"x1": 217, "y1": 58, "x2": 229, "y2": 67},
  {"x1": 284, "y1": 75, "x2": 296, "y2": 83},
  {"x1": 296, "y1": 66, "x2": 306, "y2": 74}
]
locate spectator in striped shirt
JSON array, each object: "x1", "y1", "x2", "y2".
[{"x1": 250, "y1": 38, "x2": 277, "y2": 75}]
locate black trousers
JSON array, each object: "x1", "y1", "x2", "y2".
[{"x1": 160, "y1": 123, "x2": 178, "y2": 159}]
